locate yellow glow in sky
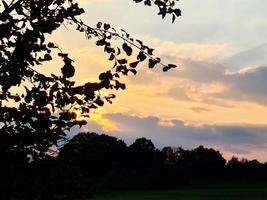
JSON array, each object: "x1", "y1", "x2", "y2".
[{"x1": 39, "y1": 0, "x2": 267, "y2": 160}]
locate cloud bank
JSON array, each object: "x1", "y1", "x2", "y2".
[{"x1": 83, "y1": 113, "x2": 267, "y2": 162}]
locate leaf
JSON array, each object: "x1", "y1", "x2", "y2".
[
  {"x1": 136, "y1": 39, "x2": 143, "y2": 47},
  {"x1": 47, "y1": 42, "x2": 56, "y2": 48},
  {"x1": 104, "y1": 23, "x2": 111, "y2": 30},
  {"x1": 97, "y1": 22, "x2": 102, "y2": 28},
  {"x1": 116, "y1": 47, "x2": 121, "y2": 56},
  {"x1": 137, "y1": 51, "x2": 147, "y2": 61},
  {"x1": 44, "y1": 53, "x2": 52, "y2": 61},
  {"x1": 162, "y1": 64, "x2": 177, "y2": 72},
  {"x1": 174, "y1": 9, "x2": 181, "y2": 17},
  {"x1": 118, "y1": 59, "x2": 127, "y2": 64},
  {"x1": 99, "y1": 71, "x2": 112, "y2": 81},
  {"x1": 108, "y1": 53, "x2": 115, "y2": 61},
  {"x1": 61, "y1": 64, "x2": 75, "y2": 78},
  {"x1": 2, "y1": 1, "x2": 8, "y2": 10},
  {"x1": 148, "y1": 59, "x2": 159, "y2": 68},
  {"x1": 168, "y1": 64, "x2": 177, "y2": 69},
  {"x1": 14, "y1": 95, "x2": 20, "y2": 102},
  {"x1": 116, "y1": 65, "x2": 127, "y2": 74},
  {"x1": 163, "y1": 66, "x2": 171, "y2": 72},
  {"x1": 122, "y1": 43, "x2": 132, "y2": 56},
  {"x1": 114, "y1": 73, "x2": 120, "y2": 78},
  {"x1": 144, "y1": 0, "x2": 151, "y2": 6},
  {"x1": 130, "y1": 69, "x2": 137, "y2": 75},
  {"x1": 130, "y1": 61, "x2": 139, "y2": 68},
  {"x1": 95, "y1": 96, "x2": 104, "y2": 106},
  {"x1": 147, "y1": 48, "x2": 154, "y2": 55},
  {"x1": 104, "y1": 45, "x2": 114, "y2": 53},
  {"x1": 115, "y1": 81, "x2": 126, "y2": 90},
  {"x1": 96, "y1": 38, "x2": 106, "y2": 46}
]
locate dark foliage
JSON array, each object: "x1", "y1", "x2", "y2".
[
  {"x1": 132, "y1": 0, "x2": 181, "y2": 23},
  {"x1": 1, "y1": 132, "x2": 267, "y2": 199},
  {"x1": 0, "y1": 0, "x2": 179, "y2": 162},
  {"x1": 58, "y1": 133, "x2": 267, "y2": 191},
  {"x1": 0, "y1": 0, "x2": 181, "y2": 198},
  {"x1": 3, "y1": 1, "x2": 266, "y2": 200}
]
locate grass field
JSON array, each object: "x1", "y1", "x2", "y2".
[{"x1": 94, "y1": 188, "x2": 267, "y2": 200}]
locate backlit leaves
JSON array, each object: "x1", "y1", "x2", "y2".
[
  {"x1": 0, "y1": 0, "x2": 180, "y2": 160},
  {"x1": 148, "y1": 58, "x2": 160, "y2": 69},
  {"x1": 163, "y1": 64, "x2": 177, "y2": 72},
  {"x1": 133, "y1": 0, "x2": 181, "y2": 23}
]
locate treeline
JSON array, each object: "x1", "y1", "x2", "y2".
[{"x1": 1, "y1": 132, "x2": 267, "y2": 199}]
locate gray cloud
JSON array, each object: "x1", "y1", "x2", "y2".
[
  {"x1": 222, "y1": 66, "x2": 267, "y2": 105},
  {"x1": 124, "y1": 44, "x2": 267, "y2": 107},
  {"x1": 225, "y1": 44, "x2": 267, "y2": 69},
  {"x1": 178, "y1": 59, "x2": 226, "y2": 83},
  {"x1": 81, "y1": 0, "x2": 267, "y2": 51},
  {"x1": 163, "y1": 56, "x2": 267, "y2": 106},
  {"x1": 79, "y1": 0, "x2": 267, "y2": 107},
  {"x1": 82, "y1": 113, "x2": 267, "y2": 159}
]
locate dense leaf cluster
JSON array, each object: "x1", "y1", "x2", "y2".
[
  {"x1": 0, "y1": 0, "x2": 180, "y2": 160},
  {"x1": 133, "y1": 0, "x2": 181, "y2": 22}
]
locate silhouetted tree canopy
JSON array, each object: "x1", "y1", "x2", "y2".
[
  {"x1": 1, "y1": 131, "x2": 267, "y2": 199},
  {"x1": 59, "y1": 132, "x2": 128, "y2": 171},
  {"x1": 0, "y1": 0, "x2": 181, "y2": 162},
  {"x1": 5, "y1": 1, "x2": 267, "y2": 200},
  {"x1": 56, "y1": 133, "x2": 267, "y2": 192}
]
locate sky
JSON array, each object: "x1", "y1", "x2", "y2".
[{"x1": 49, "y1": 0, "x2": 267, "y2": 161}]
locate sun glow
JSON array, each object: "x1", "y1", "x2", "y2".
[
  {"x1": 74, "y1": 109, "x2": 119, "y2": 132},
  {"x1": 90, "y1": 113, "x2": 119, "y2": 132}
]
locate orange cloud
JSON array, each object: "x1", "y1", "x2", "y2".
[{"x1": 47, "y1": 28, "x2": 267, "y2": 128}]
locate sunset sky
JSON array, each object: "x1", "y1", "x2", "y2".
[{"x1": 49, "y1": 0, "x2": 267, "y2": 161}]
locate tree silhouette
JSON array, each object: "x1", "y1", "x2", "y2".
[
  {"x1": 58, "y1": 132, "x2": 129, "y2": 192},
  {"x1": 0, "y1": 0, "x2": 181, "y2": 161},
  {"x1": 56, "y1": 133, "x2": 267, "y2": 193},
  {"x1": 176, "y1": 146, "x2": 226, "y2": 180}
]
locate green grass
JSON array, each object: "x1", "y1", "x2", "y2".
[{"x1": 94, "y1": 188, "x2": 267, "y2": 200}]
